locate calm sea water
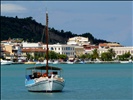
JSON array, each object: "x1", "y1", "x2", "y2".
[{"x1": 1, "y1": 63, "x2": 133, "y2": 100}]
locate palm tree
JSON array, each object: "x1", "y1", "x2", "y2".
[
  {"x1": 92, "y1": 49, "x2": 99, "y2": 60},
  {"x1": 108, "y1": 48, "x2": 116, "y2": 59}
]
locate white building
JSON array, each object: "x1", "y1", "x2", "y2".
[
  {"x1": 21, "y1": 42, "x2": 45, "y2": 59},
  {"x1": 84, "y1": 45, "x2": 99, "y2": 54},
  {"x1": 111, "y1": 47, "x2": 133, "y2": 56},
  {"x1": 98, "y1": 46, "x2": 133, "y2": 58},
  {"x1": 98, "y1": 48, "x2": 108, "y2": 56},
  {"x1": 43, "y1": 43, "x2": 75, "y2": 57},
  {"x1": 67, "y1": 36, "x2": 90, "y2": 46},
  {"x1": 22, "y1": 42, "x2": 42, "y2": 48}
]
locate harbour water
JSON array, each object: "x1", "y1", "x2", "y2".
[{"x1": 1, "y1": 63, "x2": 133, "y2": 100}]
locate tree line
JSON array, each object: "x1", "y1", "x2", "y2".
[
  {"x1": 26, "y1": 51, "x2": 67, "y2": 62},
  {"x1": 26, "y1": 48, "x2": 133, "y2": 62}
]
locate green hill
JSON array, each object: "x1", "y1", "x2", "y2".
[{"x1": 1, "y1": 16, "x2": 109, "y2": 45}]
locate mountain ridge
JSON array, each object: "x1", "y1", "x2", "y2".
[{"x1": 1, "y1": 16, "x2": 111, "y2": 45}]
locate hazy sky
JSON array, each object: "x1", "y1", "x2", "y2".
[{"x1": 1, "y1": 1, "x2": 133, "y2": 46}]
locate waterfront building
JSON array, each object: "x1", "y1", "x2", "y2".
[
  {"x1": 21, "y1": 42, "x2": 45, "y2": 60},
  {"x1": 110, "y1": 46, "x2": 133, "y2": 56},
  {"x1": 98, "y1": 45, "x2": 133, "y2": 58},
  {"x1": 22, "y1": 42, "x2": 42, "y2": 48},
  {"x1": 67, "y1": 36, "x2": 90, "y2": 46},
  {"x1": 98, "y1": 43, "x2": 124, "y2": 57},
  {"x1": 43, "y1": 43, "x2": 75, "y2": 58},
  {"x1": 1, "y1": 38, "x2": 29, "y2": 61},
  {"x1": 74, "y1": 46, "x2": 84, "y2": 57},
  {"x1": 83, "y1": 44, "x2": 99, "y2": 54},
  {"x1": 1, "y1": 43, "x2": 23, "y2": 61},
  {"x1": 98, "y1": 48, "x2": 108, "y2": 56},
  {"x1": 82, "y1": 43, "x2": 132, "y2": 58}
]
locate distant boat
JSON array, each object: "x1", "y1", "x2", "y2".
[
  {"x1": 35, "y1": 61, "x2": 41, "y2": 64},
  {"x1": 53, "y1": 60, "x2": 59, "y2": 64},
  {"x1": 74, "y1": 59, "x2": 84, "y2": 64},
  {"x1": 36, "y1": 60, "x2": 52, "y2": 65},
  {"x1": 66, "y1": 60, "x2": 74, "y2": 64},
  {"x1": 24, "y1": 61, "x2": 36, "y2": 64},
  {"x1": 1, "y1": 59, "x2": 12, "y2": 65},
  {"x1": 94, "y1": 60, "x2": 102, "y2": 64},
  {"x1": 78, "y1": 61, "x2": 85, "y2": 64},
  {"x1": 120, "y1": 60, "x2": 132, "y2": 63},
  {"x1": 25, "y1": 11, "x2": 65, "y2": 92},
  {"x1": 94, "y1": 58, "x2": 102, "y2": 64},
  {"x1": 40, "y1": 60, "x2": 52, "y2": 64}
]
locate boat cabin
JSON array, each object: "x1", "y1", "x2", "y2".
[{"x1": 25, "y1": 66, "x2": 62, "y2": 80}]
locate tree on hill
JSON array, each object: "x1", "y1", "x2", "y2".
[{"x1": 1, "y1": 16, "x2": 110, "y2": 45}]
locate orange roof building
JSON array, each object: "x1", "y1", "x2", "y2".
[{"x1": 22, "y1": 48, "x2": 46, "y2": 52}]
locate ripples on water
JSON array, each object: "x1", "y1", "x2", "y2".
[{"x1": 1, "y1": 63, "x2": 133, "y2": 100}]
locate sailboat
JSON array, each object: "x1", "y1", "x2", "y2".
[{"x1": 25, "y1": 11, "x2": 65, "y2": 92}]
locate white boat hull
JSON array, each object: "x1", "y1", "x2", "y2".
[
  {"x1": 53, "y1": 61, "x2": 59, "y2": 64},
  {"x1": 39, "y1": 60, "x2": 53, "y2": 64},
  {"x1": 1, "y1": 60, "x2": 12, "y2": 65},
  {"x1": 67, "y1": 61, "x2": 73, "y2": 64},
  {"x1": 120, "y1": 61, "x2": 132, "y2": 63},
  {"x1": 25, "y1": 77, "x2": 65, "y2": 92}
]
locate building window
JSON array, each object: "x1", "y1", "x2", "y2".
[
  {"x1": 66, "y1": 52, "x2": 70, "y2": 55},
  {"x1": 51, "y1": 47, "x2": 54, "y2": 50},
  {"x1": 66, "y1": 47, "x2": 70, "y2": 50}
]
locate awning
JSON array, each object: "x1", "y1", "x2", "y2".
[{"x1": 26, "y1": 66, "x2": 62, "y2": 70}]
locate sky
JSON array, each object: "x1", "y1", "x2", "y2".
[{"x1": 1, "y1": 1, "x2": 133, "y2": 46}]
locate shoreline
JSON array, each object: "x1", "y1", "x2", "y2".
[{"x1": 10, "y1": 61, "x2": 132, "y2": 65}]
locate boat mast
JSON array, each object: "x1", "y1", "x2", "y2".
[{"x1": 45, "y1": 11, "x2": 49, "y2": 76}]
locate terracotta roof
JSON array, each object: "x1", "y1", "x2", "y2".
[
  {"x1": 3, "y1": 50, "x2": 10, "y2": 53},
  {"x1": 107, "y1": 43, "x2": 122, "y2": 47},
  {"x1": 22, "y1": 48, "x2": 46, "y2": 52},
  {"x1": 84, "y1": 45, "x2": 98, "y2": 50},
  {"x1": 99, "y1": 43, "x2": 107, "y2": 47}
]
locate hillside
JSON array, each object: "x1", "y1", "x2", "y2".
[{"x1": 1, "y1": 16, "x2": 109, "y2": 45}]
